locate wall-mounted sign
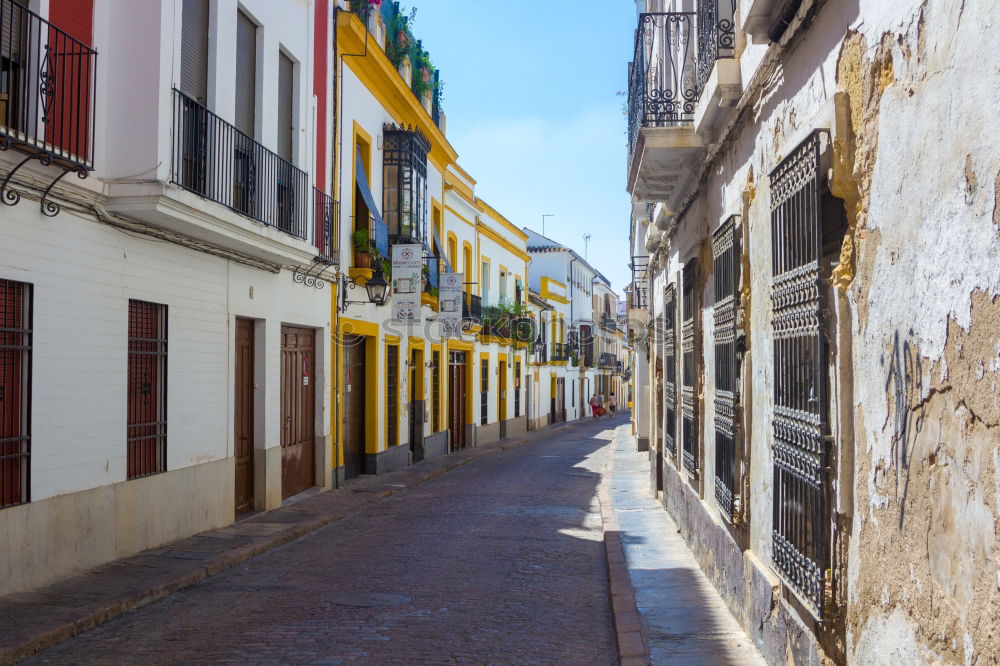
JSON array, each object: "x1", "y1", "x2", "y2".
[
  {"x1": 391, "y1": 244, "x2": 422, "y2": 323},
  {"x1": 439, "y1": 271, "x2": 463, "y2": 337}
]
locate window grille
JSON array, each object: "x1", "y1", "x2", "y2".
[
  {"x1": 480, "y1": 359, "x2": 488, "y2": 425},
  {"x1": 681, "y1": 260, "x2": 699, "y2": 476},
  {"x1": 127, "y1": 300, "x2": 167, "y2": 479},
  {"x1": 663, "y1": 284, "x2": 677, "y2": 458},
  {"x1": 768, "y1": 130, "x2": 832, "y2": 617},
  {"x1": 713, "y1": 216, "x2": 740, "y2": 520},
  {"x1": 1, "y1": 279, "x2": 31, "y2": 508},
  {"x1": 432, "y1": 351, "x2": 440, "y2": 432},
  {"x1": 386, "y1": 345, "x2": 398, "y2": 447},
  {"x1": 382, "y1": 123, "x2": 429, "y2": 244}
]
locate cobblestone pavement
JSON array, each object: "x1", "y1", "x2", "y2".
[{"x1": 27, "y1": 418, "x2": 624, "y2": 665}]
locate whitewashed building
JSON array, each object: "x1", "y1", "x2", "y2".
[
  {"x1": 627, "y1": 0, "x2": 1000, "y2": 663},
  {"x1": 1, "y1": 0, "x2": 332, "y2": 596}
]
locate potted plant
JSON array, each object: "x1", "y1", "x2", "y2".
[
  {"x1": 421, "y1": 262, "x2": 430, "y2": 291},
  {"x1": 353, "y1": 229, "x2": 371, "y2": 269}
]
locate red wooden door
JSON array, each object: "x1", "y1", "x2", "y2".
[
  {"x1": 234, "y1": 318, "x2": 254, "y2": 515},
  {"x1": 280, "y1": 326, "x2": 315, "y2": 498}
]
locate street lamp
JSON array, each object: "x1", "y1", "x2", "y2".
[{"x1": 340, "y1": 264, "x2": 391, "y2": 311}]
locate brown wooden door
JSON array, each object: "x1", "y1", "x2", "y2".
[
  {"x1": 409, "y1": 349, "x2": 423, "y2": 458},
  {"x1": 234, "y1": 318, "x2": 254, "y2": 515},
  {"x1": 448, "y1": 351, "x2": 466, "y2": 450},
  {"x1": 280, "y1": 326, "x2": 315, "y2": 498},
  {"x1": 343, "y1": 334, "x2": 366, "y2": 479}
]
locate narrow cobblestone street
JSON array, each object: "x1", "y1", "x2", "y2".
[{"x1": 27, "y1": 419, "x2": 624, "y2": 665}]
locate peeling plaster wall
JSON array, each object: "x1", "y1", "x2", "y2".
[{"x1": 640, "y1": 0, "x2": 1000, "y2": 663}]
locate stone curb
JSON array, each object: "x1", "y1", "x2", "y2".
[
  {"x1": 0, "y1": 418, "x2": 589, "y2": 665},
  {"x1": 599, "y1": 425, "x2": 650, "y2": 666}
]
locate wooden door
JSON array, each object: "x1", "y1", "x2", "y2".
[
  {"x1": 409, "y1": 349, "x2": 423, "y2": 458},
  {"x1": 448, "y1": 351, "x2": 466, "y2": 450},
  {"x1": 234, "y1": 318, "x2": 254, "y2": 516},
  {"x1": 497, "y1": 360, "x2": 507, "y2": 423},
  {"x1": 280, "y1": 326, "x2": 315, "y2": 498},
  {"x1": 343, "y1": 334, "x2": 366, "y2": 479}
]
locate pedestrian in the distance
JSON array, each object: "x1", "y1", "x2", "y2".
[
  {"x1": 589, "y1": 394, "x2": 601, "y2": 420},
  {"x1": 609, "y1": 392, "x2": 617, "y2": 415}
]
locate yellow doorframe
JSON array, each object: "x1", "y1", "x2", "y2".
[{"x1": 498, "y1": 352, "x2": 508, "y2": 423}]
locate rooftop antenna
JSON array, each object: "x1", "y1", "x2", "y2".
[
  {"x1": 542, "y1": 214, "x2": 554, "y2": 237},
  {"x1": 583, "y1": 233, "x2": 592, "y2": 261}
]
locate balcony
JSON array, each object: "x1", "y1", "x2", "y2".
[
  {"x1": 599, "y1": 353, "x2": 618, "y2": 370},
  {"x1": 627, "y1": 4, "x2": 738, "y2": 206},
  {"x1": 350, "y1": 212, "x2": 389, "y2": 275},
  {"x1": 533, "y1": 342, "x2": 548, "y2": 364},
  {"x1": 601, "y1": 314, "x2": 618, "y2": 332},
  {"x1": 462, "y1": 293, "x2": 482, "y2": 321},
  {"x1": 314, "y1": 188, "x2": 339, "y2": 261},
  {"x1": 171, "y1": 89, "x2": 309, "y2": 241},
  {"x1": 0, "y1": 0, "x2": 98, "y2": 212}
]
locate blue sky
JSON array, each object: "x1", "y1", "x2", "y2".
[{"x1": 402, "y1": 1, "x2": 637, "y2": 294}]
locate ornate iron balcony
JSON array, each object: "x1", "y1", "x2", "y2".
[
  {"x1": 627, "y1": 12, "x2": 697, "y2": 156},
  {"x1": 0, "y1": 0, "x2": 98, "y2": 216},
  {"x1": 696, "y1": 0, "x2": 737, "y2": 91},
  {"x1": 314, "y1": 188, "x2": 339, "y2": 261}
]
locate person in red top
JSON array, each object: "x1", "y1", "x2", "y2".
[{"x1": 589, "y1": 394, "x2": 601, "y2": 419}]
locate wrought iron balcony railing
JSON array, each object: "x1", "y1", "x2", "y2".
[
  {"x1": 601, "y1": 314, "x2": 618, "y2": 332},
  {"x1": 0, "y1": 0, "x2": 98, "y2": 172},
  {"x1": 627, "y1": 4, "x2": 737, "y2": 158},
  {"x1": 533, "y1": 341, "x2": 547, "y2": 364},
  {"x1": 314, "y1": 188, "x2": 339, "y2": 260},
  {"x1": 696, "y1": 0, "x2": 736, "y2": 91},
  {"x1": 627, "y1": 12, "x2": 697, "y2": 156},
  {"x1": 171, "y1": 89, "x2": 310, "y2": 240},
  {"x1": 599, "y1": 353, "x2": 618, "y2": 369},
  {"x1": 462, "y1": 293, "x2": 482, "y2": 321}
]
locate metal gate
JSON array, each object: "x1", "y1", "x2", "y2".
[
  {"x1": 769, "y1": 130, "x2": 831, "y2": 616},
  {"x1": 713, "y1": 216, "x2": 740, "y2": 520},
  {"x1": 280, "y1": 326, "x2": 315, "y2": 498},
  {"x1": 681, "y1": 260, "x2": 699, "y2": 476},
  {"x1": 664, "y1": 284, "x2": 677, "y2": 460}
]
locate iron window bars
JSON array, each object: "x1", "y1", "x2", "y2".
[
  {"x1": 127, "y1": 300, "x2": 167, "y2": 479},
  {"x1": 0, "y1": 278, "x2": 30, "y2": 508},
  {"x1": 432, "y1": 350, "x2": 440, "y2": 433},
  {"x1": 681, "y1": 259, "x2": 699, "y2": 477},
  {"x1": 627, "y1": 4, "x2": 738, "y2": 159},
  {"x1": 713, "y1": 216, "x2": 740, "y2": 521},
  {"x1": 663, "y1": 284, "x2": 677, "y2": 458},
  {"x1": 171, "y1": 89, "x2": 310, "y2": 241},
  {"x1": 386, "y1": 344, "x2": 398, "y2": 447},
  {"x1": 382, "y1": 123, "x2": 429, "y2": 246},
  {"x1": 769, "y1": 130, "x2": 832, "y2": 618}
]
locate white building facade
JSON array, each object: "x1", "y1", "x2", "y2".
[
  {"x1": 1, "y1": 0, "x2": 332, "y2": 596},
  {"x1": 628, "y1": 0, "x2": 1000, "y2": 663}
]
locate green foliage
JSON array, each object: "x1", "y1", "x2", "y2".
[{"x1": 353, "y1": 229, "x2": 370, "y2": 253}]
